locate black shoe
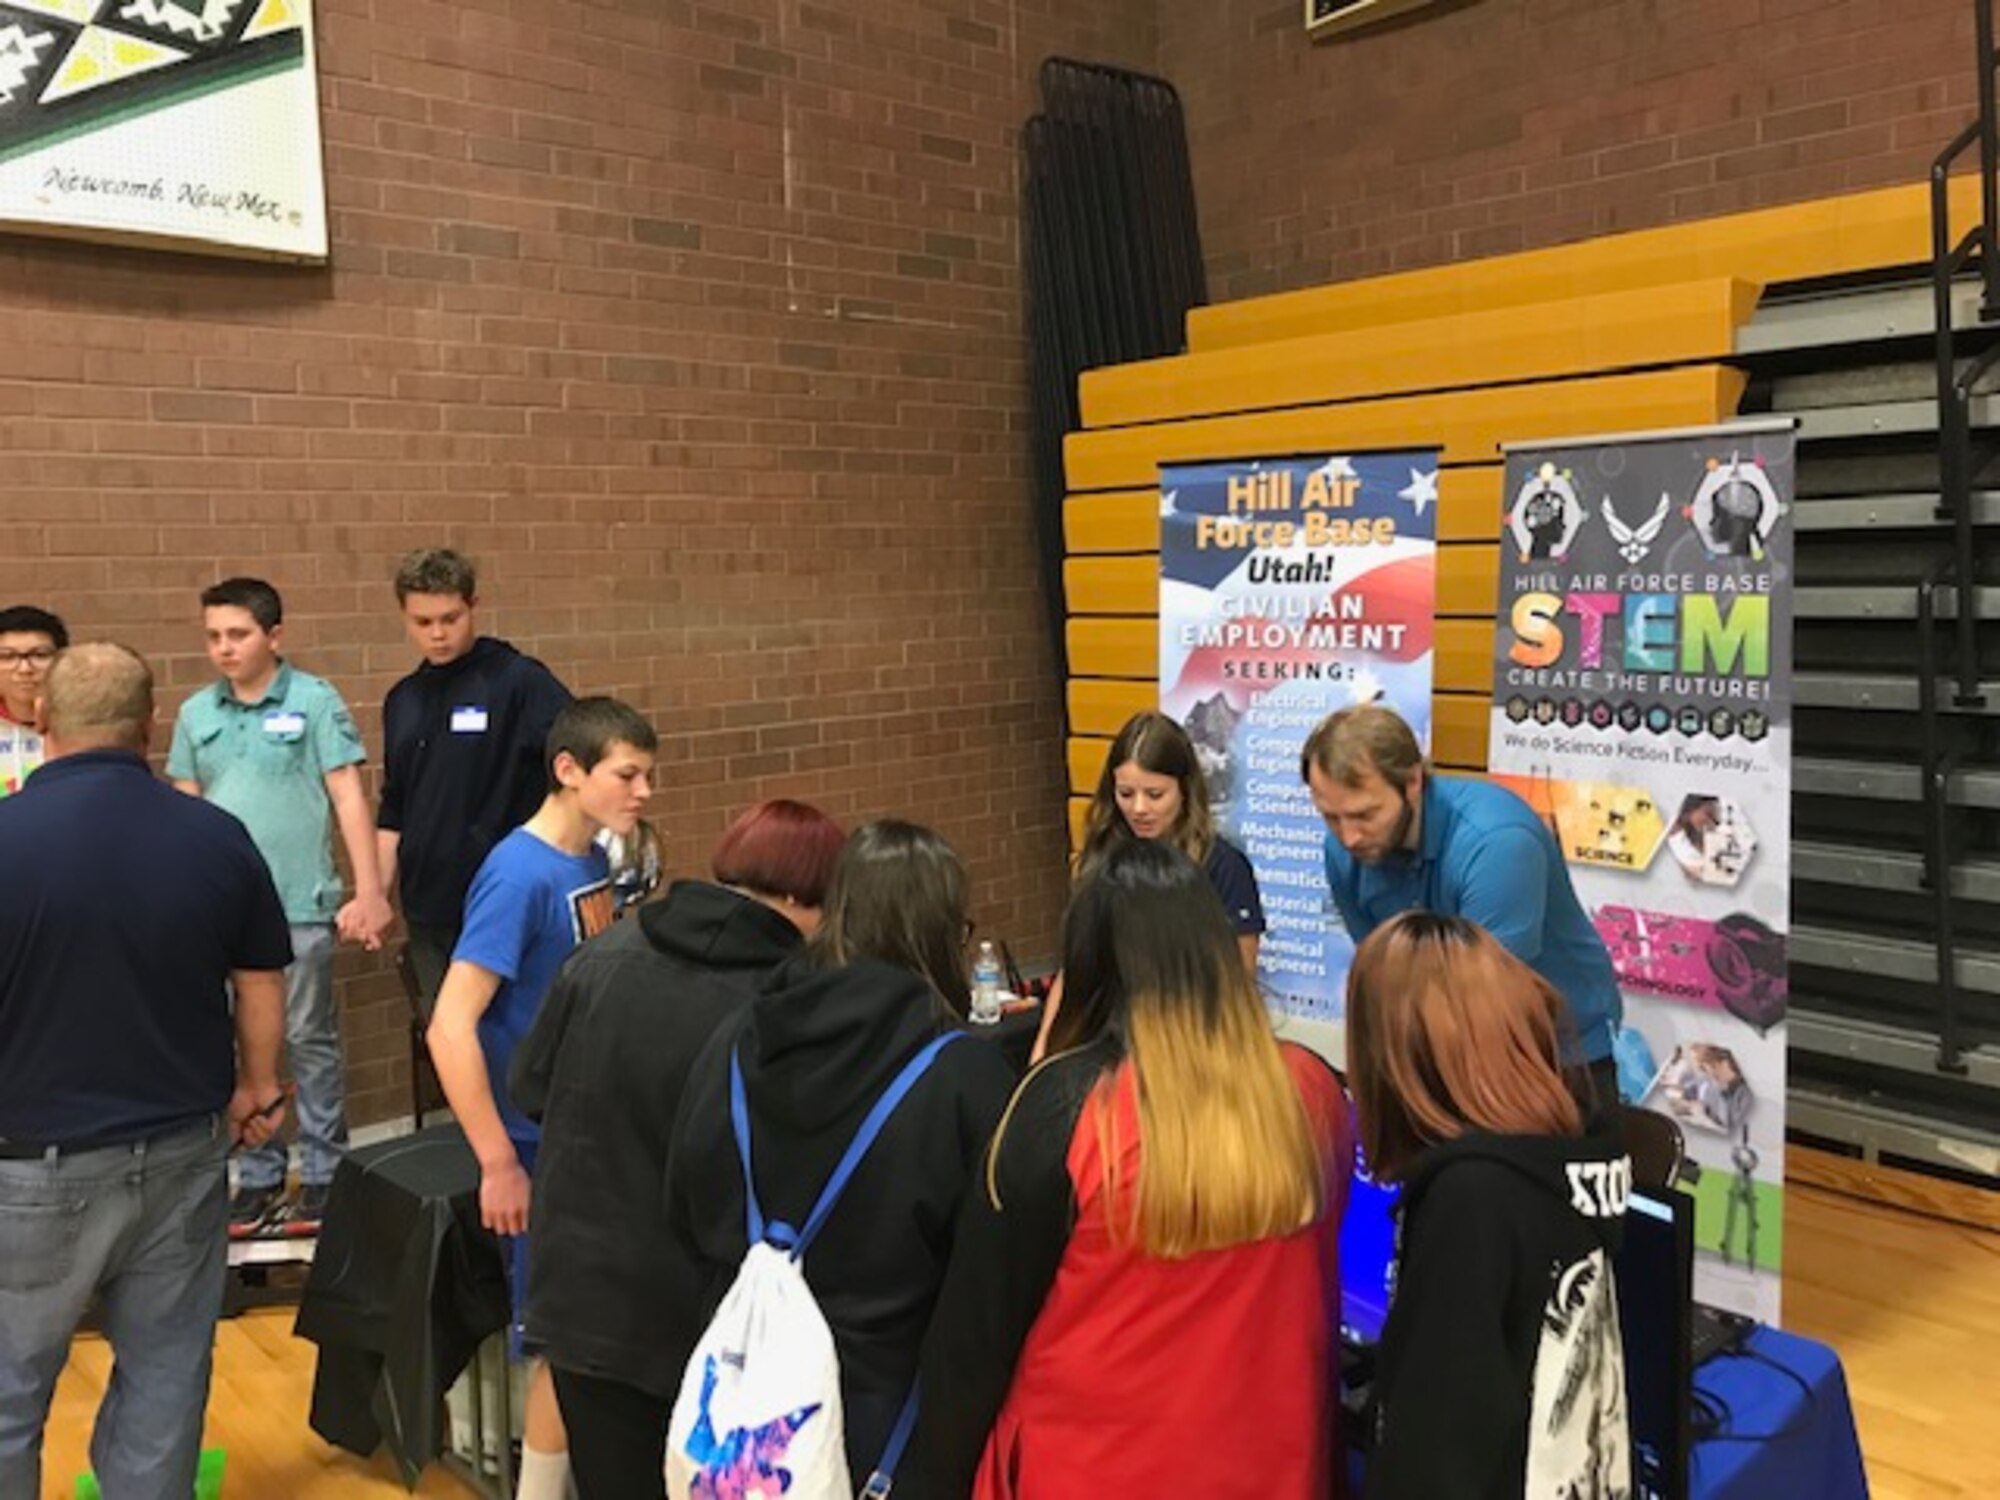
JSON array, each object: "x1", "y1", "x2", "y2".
[
  {"x1": 291, "y1": 1183, "x2": 331, "y2": 1228},
  {"x1": 228, "y1": 1184, "x2": 283, "y2": 1234}
]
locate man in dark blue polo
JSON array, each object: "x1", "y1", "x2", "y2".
[
  {"x1": 1302, "y1": 703, "x2": 1624, "y2": 1108},
  {"x1": 0, "y1": 643, "x2": 293, "y2": 1500}
]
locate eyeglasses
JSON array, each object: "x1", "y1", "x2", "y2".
[{"x1": 0, "y1": 648, "x2": 55, "y2": 669}]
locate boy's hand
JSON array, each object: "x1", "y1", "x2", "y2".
[
  {"x1": 337, "y1": 892, "x2": 396, "y2": 950},
  {"x1": 480, "y1": 1155, "x2": 531, "y2": 1237}
]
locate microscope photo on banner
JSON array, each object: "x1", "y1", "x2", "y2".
[
  {"x1": 1490, "y1": 420, "x2": 1796, "y2": 1324},
  {"x1": 1159, "y1": 451, "x2": 1439, "y2": 1057}
]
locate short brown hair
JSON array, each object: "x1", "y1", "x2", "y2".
[
  {"x1": 1299, "y1": 703, "x2": 1425, "y2": 788},
  {"x1": 43, "y1": 642, "x2": 152, "y2": 751},
  {"x1": 394, "y1": 548, "x2": 477, "y2": 603},
  {"x1": 1345, "y1": 911, "x2": 1581, "y2": 1181}
]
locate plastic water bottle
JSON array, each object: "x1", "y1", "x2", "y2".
[{"x1": 970, "y1": 939, "x2": 1004, "y2": 1025}]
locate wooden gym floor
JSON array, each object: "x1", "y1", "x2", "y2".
[{"x1": 38, "y1": 1153, "x2": 1999, "y2": 1498}]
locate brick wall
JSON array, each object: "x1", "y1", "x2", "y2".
[
  {"x1": 1160, "y1": 0, "x2": 1983, "y2": 300},
  {"x1": 0, "y1": 0, "x2": 1156, "y2": 1127}
]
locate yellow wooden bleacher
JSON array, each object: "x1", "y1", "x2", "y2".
[{"x1": 1060, "y1": 181, "x2": 1978, "y2": 834}]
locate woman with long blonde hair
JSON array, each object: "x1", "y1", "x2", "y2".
[
  {"x1": 1346, "y1": 912, "x2": 1631, "y2": 1499},
  {"x1": 909, "y1": 838, "x2": 1351, "y2": 1497}
]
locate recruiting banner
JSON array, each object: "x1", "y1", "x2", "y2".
[
  {"x1": 1160, "y1": 451, "x2": 1439, "y2": 1057},
  {"x1": 1490, "y1": 421, "x2": 1795, "y2": 1323}
]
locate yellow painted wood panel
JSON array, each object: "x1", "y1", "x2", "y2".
[
  {"x1": 1437, "y1": 617, "x2": 1496, "y2": 693},
  {"x1": 1066, "y1": 467, "x2": 1502, "y2": 553},
  {"x1": 1063, "y1": 367, "x2": 1746, "y2": 491},
  {"x1": 1069, "y1": 616, "x2": 1156, "y2": 678},
  {"x1": 1065, "y1": 555, "x2": 1156, "y2": 615},
  {"x1": 1065, "y1": 489, "x2": 1156, "y2": 553},
  {"x1": 1069, "y1": 735, "x2": 1113, "y2": 795},
  {"x1": 1436, "y1": 465, "x2": 1502, "y2": 544},
  {"x1": 1084, "y1": 280, "x2": 1758, "y2": 429},
  {"x1": 1438, "y1": 543, "x2": 1498, "y2": 617},
  {"x1": 1434, "y1": 692, "x2": 1489, "y2": 769},
  {"x1": 1069, "y1": 677, "x2": 1156, "y2": 735},
  {"x1": 1189, "y1": 179, "x2": 1981, "y2": 351}
]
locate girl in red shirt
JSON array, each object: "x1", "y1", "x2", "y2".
[{"x1": 909, "y1": 838, "x2": 1352, "y2": 1498}]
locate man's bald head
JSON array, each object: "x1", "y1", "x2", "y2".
[{"x1": 43, "y1": 642, "x2": 153, "y2": 756}]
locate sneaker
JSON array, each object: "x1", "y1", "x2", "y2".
[
  {"x1": 228, "y1": 1184, "x2": 283, "y2": 1235},
  {"x1": 290, "y1": 1183, "x2": 331, "y2": 1228}
]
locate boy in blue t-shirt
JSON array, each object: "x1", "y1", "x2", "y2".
[{"x1": 426, "y1": 695, "x2": 656, "y2": 1500}]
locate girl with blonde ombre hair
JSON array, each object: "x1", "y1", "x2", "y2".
[
  {"x1": 909, "y1": 838, "x2": 1352, "y2": 1497},
  {"x1": 1346, "y1": 912, "x2": 1632, "y2": 1499}
]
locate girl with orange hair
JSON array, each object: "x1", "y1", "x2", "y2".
[{"x1": 1346, "y1": 911, "x2": 1632, "y2": 1499}]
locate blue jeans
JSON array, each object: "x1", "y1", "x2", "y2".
[
  {"x1": 0, "y1": 1119, "x2": 228, "y2": 1500},
  {"x1": 239, "y1": 924, "x2": 348, "y2": 1192}
]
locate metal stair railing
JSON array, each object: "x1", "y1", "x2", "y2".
[{"x1": 1916, "y1": 0, "x2": 2000, "y2": 1074}]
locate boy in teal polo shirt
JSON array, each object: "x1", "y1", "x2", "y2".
[{"x1": 168, "y1": 578, "x2": 396, "y2": 1229}]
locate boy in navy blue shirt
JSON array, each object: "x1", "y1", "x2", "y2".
[
  {"x1": 379, "y1": 548, "x2": 572, "y2": 1016},
  {"x1": 425, "y1": 696, "x2": 657, "y2": 1500}
]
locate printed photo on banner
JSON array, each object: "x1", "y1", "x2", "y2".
[
  {"x1": 1158, "y1": 451, "x2": 1439, "y2": 1048},
  {"x1": 1489, "y1": 422, "x2": 1796, "y2": 1324}
]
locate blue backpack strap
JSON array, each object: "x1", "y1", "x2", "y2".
[
  {"x1": 790, "y1": 1032, "x2": 963, "y2": 1260},
  {"x1": 728, "y1": 1046, "x2": 767, "y2": 1246},
  {"x1": 859, "y1": 1382, "x2": 922, "y2": 1497}
]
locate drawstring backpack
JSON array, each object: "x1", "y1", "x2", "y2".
[{"x1": 665, "y1": 1032, "x2": 962, "y2": 1500}]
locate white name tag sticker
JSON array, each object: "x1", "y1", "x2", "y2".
[
  {"x1": 263, "y1": 710, "x2": 306, "y2": 739},
  {"x1": 450, "y1": 706, "x2": 490, "y2": 734}
]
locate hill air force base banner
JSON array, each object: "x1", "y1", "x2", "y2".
[
  {"x1": 1490, "y1": 420, "x2": 1797, "y2": 1324},
  {"x1": 1160, "y1": 451, "x2": 1439, "y2": 1061}
]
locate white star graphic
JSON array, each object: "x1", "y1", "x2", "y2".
[
  {"x1": 1398, "y1": 468, "x2": 1439, "y2": 516},
  {"x1": 1314, "y1": 456, "x2": 1357, "y2": 485},
  {"x1": 1159, "y1": 488, "x2": 1178, "y2": 517}
]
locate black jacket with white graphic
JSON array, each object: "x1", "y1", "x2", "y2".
[{"x1": 1370, "y1": 1117, "x2": 1632, "y2": 1499}]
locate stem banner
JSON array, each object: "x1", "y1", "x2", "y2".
[{"x1": 1490, "y1": 420, "x2": 1796, "y2": 1322}]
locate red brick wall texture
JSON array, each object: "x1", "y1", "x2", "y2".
[
  {"x1": 0, "y1": 0, "x2": 1982, "y2": 1124},
  {"x1": 1163, "y1": 0, "x2": 1984, "y2": 299}
]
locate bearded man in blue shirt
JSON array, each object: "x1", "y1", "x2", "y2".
[{"x1": 1302, "y1": 704, "x2": 1623, "y2": 1110}]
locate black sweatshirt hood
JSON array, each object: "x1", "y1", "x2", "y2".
[
  {"x1": 739, "y1": 955, "x2": 950, "y2": 1134},
  {"x1": 1399, "y1": 1115, "x2": 1631, "y2": 1254},
  {"x1": 637, "y1": 879, "x2": 803, "y2": 972}
]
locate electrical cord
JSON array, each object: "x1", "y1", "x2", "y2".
[{"x1": 1688, "y1": 1343, "x2": 1818, "y2": 1445}]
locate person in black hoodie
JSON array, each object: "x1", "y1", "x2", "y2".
[
  {"x1": 1346, "y1": 912, "x2": 1633, "y2": 1500},
  {"x1": 661, "y1": 820, "x2": 1018, "y2": 1489},
  {"x1": 508, "y1": 799, "x2": 848, "y2": 1499},
  {"x1": 377, "y1": 548, "x2": 572, "y2": 1014}
]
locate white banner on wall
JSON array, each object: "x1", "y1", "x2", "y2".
[{"x1": 0, "y1": 0, "x2": 326, "y2": 261}]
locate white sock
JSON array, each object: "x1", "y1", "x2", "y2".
[{"x1": 516, "y1": 1445, "x2": 571, "y2": 1500}]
